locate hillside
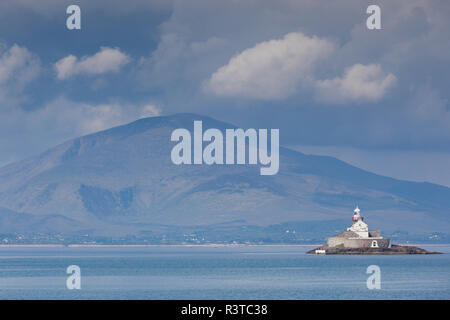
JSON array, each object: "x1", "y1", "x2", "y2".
[{"x1": 0, "y1": 113, "x2": 448, "y2": 243}]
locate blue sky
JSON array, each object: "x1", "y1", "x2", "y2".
[{"x1": 0, "y1": 0, "x2": 449, "y2": 186}]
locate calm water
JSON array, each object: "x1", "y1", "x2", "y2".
[{"x1": 0, "y1": 245, "x2": 449, "y2": 299}]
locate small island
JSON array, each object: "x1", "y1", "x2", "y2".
[{"x1": 308, "y1": 207, "x2": 441, "y2": 255}]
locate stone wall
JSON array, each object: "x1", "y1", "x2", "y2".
[
  {"x1": 327, "y1": 237, "x2": 390, "y2": 248},
  {"x1": 369, "y1": 230, "x2": 381, "y2": 237}
]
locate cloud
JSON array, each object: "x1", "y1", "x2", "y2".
[
  {"x1": 403, "y1": 85, "x2": 450, "y2": 145},
  {"x1": 0, "y1": 0, "x2": 448, "y2": 166},
  {"x1": 206, "y1": 32, "x2": 334, "y2": 99},
  {"x1": 315, "y1": 64, "x2": 397, "y2": 104},
  {"x1": 205, "y1": 33, "x2": 397, "y2": 103},
  {"x1": 0, "y1": 44, "x2": 40, "y2": 107},
  {"x1": 0, "y1": 0, "x2": 173, "y2": 18},
  {"x1": 0, "y1": 44, "x2": 40, "y2": 88},
  {"x1": 0, "y1": 97, "x2": 162, "y2": 165},
  {"x1": 290, "y1": 145, "x2": 450, "y2": 188},
  {"x1": 31, "y1": 98, "x2": 160, "y2": 135},
  {"x1": 55, "y1": 47, "x2": 130, "y2": 80},
  {"x1": 139, "y1": 104, "x2": 161, "y2": 118},
  {"x1": 139, "y1": 33, "x2": 229, "y2": 91}
]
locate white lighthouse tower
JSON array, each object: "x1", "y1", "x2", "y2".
[{"x1": 347, "y1": 206, "x2": 369, "y2": 238}]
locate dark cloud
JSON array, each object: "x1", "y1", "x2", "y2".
[
  {"x1": 0, "y1": 0, "x2": 448, "y2": 185},
  {"x1": 136, "y1": 0, "x2": 450, "y2": 149}
]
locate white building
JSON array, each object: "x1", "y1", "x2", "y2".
[
  {"x1": 347, "y1": 206, "x2": 369, "y2": 238},
  {"x1": 327, "y1": 206, "x2": 390, "y2": 248}
]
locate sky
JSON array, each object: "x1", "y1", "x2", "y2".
[{"x1": 0, "y1": 0, "x2": 449, "y2": 186}]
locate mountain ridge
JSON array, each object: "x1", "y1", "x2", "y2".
[{"x1": 0, "y1": 113, "x2": 448, "y2": 242}]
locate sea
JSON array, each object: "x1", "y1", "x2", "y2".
[{"x1": 0, "y1": 245, "x2": 448, "y2": 299}]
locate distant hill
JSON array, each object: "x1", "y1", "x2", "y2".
[{"x1": 0, "y1": 113, "x2": 449, "y2": 243}]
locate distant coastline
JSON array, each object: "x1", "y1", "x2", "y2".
[
  {"x1": 0, "y1": 243, "x2": 319, "y2": 248},
  {"x1": 0, "y1": 243, "x2": 448, "y2": 248}
]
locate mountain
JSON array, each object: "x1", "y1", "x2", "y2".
[{"x1": 0, "y1": 113, "x2": 449, "y2": 243}]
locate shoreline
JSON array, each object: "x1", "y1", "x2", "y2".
[
  {"x1": 307, "y1": 244, "x2": 444, "y2": 255},
  {"x1": 0, "y1": 243, "x2": 448, "y2": 248},
  {"x1": 0, "y1": 244, "x2": 321, "y2": 248}
]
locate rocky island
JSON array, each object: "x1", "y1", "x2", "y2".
[{"x1": 308, "y1": 207, "x2": 441, "y2": 255}]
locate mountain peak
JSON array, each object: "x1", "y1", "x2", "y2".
[{"x1": 0, "y1": 113, "x2": 449, "y2": 240}]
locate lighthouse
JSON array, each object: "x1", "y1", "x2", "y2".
[
  {"x1": 352, "y1": 206, "x2": 362, "y2": 222},
  {"x1": 326, "y1": 206, "x2": 390, "y2": 248},
  {"x1": 347, "y1": 206, "x2": 369, "y2": 238}
]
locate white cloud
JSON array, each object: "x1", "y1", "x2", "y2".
[
  {"x1": 206, "y1": 33, "x2": 397, "y2": 103},
  {"x1": 0, "y1": 44, "x2": 40, "y2": 108},
  {"x1": 55, "y1": 47, "x2": 130, "y2": 80},
  {"x1": 315, "y1": 64, "x2": 396, "y2": 104},
  {"x1": 206, "y1": 32, "x2": 334, "y2": 99},
  {"x1": 0, "y1": 44, "x2": 40, "y2": 88}
]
